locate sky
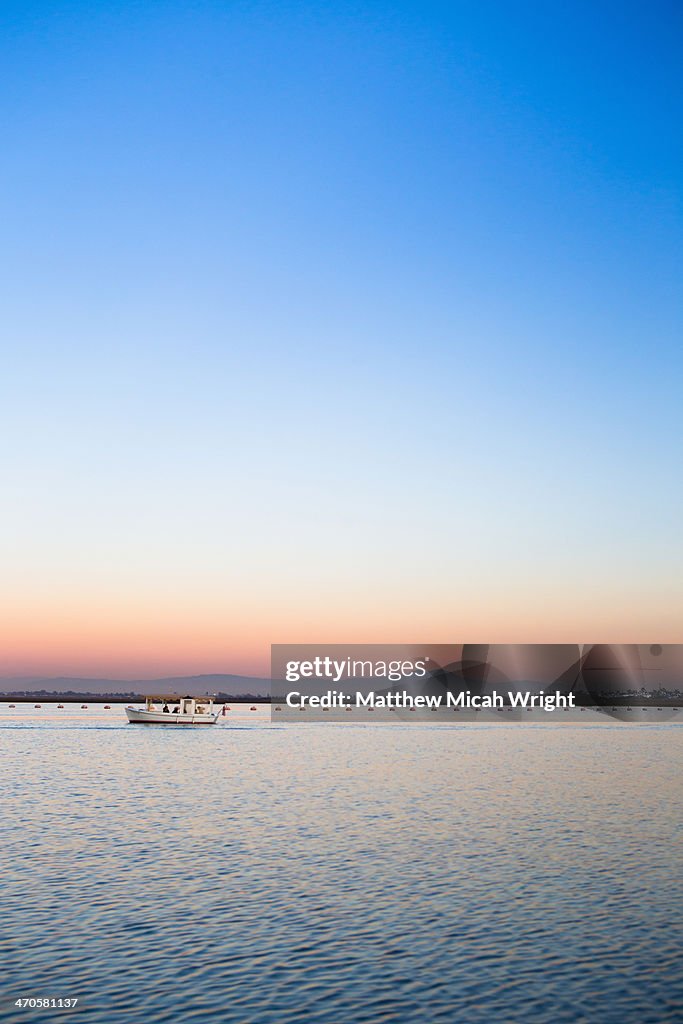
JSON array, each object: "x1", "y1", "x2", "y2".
[{"x1": 1, "y1": 1, "x2": 682, "y2": 678}]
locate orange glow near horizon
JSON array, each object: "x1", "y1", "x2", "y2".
[{"x1": 3, "y1": 580, "x2": 682, "y2": 679}]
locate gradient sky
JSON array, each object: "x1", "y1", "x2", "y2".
[{"x1": 2, "y1": 1, "x2": 682, "y2": 677}]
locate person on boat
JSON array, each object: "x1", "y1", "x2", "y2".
[{"x1": 163, "y1": 703, "x2": 169, "y2": 713}]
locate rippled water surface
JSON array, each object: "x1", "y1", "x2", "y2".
[{"x1": 1, "y1": 706, "x2": 682, "y2": 1023}]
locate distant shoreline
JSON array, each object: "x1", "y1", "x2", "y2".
[
  {"x1": 3, "y1": 692, "x2": 682, "y2": 708},
  {"x1": 0, "y1": 693, "x2": 272, "y2": 704}
]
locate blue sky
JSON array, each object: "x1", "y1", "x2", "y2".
[{"x1": 1, "y1": 1, "x2": 682, "y2": 674}]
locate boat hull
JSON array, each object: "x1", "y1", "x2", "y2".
[{"x1": 125, "y1": 707, "x2": 219, "y2": 725}]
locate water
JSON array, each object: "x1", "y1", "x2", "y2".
[{"x1": 1, "y1": 706, "x2": 682, "y2": 1023}]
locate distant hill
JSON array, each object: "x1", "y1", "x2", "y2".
[{"x1": 0, "y1": 674, "x2": 271, "y2": 697}]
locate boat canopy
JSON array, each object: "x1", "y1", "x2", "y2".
[
  {"x1": 144, "y1": 694, "x2": 214, "y2": 702},
  {"x1": 143, "y1": 695, "x2": 216, "y2": 716}
]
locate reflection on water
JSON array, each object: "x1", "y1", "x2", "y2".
[{"x1": 1, "y1": 707, "x2": 682, "y2": 1023}]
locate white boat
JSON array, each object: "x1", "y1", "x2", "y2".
[{"x1": 125, "y1": 695, "x2": 220, "y2": 725}]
